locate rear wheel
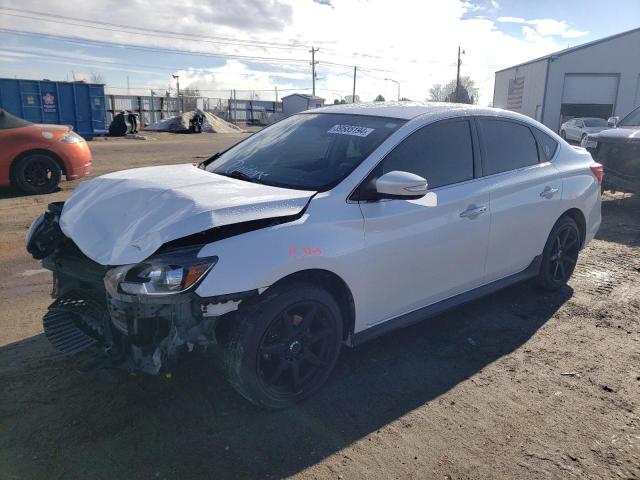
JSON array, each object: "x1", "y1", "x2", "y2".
[
  {"x1": 535, "y1": 216, "x2": 581, "y2": 291},
  {"x1": 224, "y1": 284, "x2": 343, "y2": 409},
  {"x1": 13, "y1": 153, "x2": 61, "y2": 194}
]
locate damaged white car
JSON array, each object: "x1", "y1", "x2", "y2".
[{"x1": 27, "y1": 102, "x2": 602, "y2": 408}]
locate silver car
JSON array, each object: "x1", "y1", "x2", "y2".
[{"x1": 560, "y1": 117, "x2": 608, "y2": 143}]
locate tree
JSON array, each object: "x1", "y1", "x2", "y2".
[
  {"x1": 374, "y1": 94, "x2": 385, "y2": 102},
  {"x1": 428, "y1": 83, "x2": 447, "y2": 102},
  {"x1": 428, "y1": 76, "x2": 478, "y2": 104}
]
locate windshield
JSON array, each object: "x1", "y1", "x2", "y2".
[
  {"x1": 206, "y1": 113, "x2": 405, "y2": 191},
  {"x1": 619, "y1": 107, "x2": 640, "y2": 127},
  {"x1": 583, "y1": 118, "x2": 607, "y2": 127},
  {"x1": 0, "y1": 109, "x2": 32, "y2": 130}
]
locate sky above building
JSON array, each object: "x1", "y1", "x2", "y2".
[{"x1": 0, "y1": 0, "x2": 638, "y2": 105}]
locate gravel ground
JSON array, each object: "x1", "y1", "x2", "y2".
[{"x1": 0, "y1": 132, "x2": 638, "y2": 480}]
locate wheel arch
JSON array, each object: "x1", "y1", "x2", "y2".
[
  {"x1": 10, "y1": 149, "x2": 66, "y2": 185},
  {"x1": 559, "y1": 207, "x2": 586, "y2": 248},
  {"x1": 266, "y1": 268, "x2": 356, "y2": 343}
]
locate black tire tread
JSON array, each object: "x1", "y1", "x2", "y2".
[
  {"x1": 223, "y1": 283, "x2": 342, "y2": 409},
  {"x1": 13, "y1": 152, "x2": 61, "y2": 194},
  {"x1": 534, "y1": 215, "x2": 580, "y2": 291}
]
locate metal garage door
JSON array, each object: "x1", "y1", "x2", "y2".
[
  {"x1": 560, "y1": 74, "x2": 619, "y2": 126},
  {"x1": 562, "y1": 74, "x2": 619, "y2": 104}
]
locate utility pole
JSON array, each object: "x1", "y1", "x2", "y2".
[
  {"x1": 385, "y1": 77, "x2": 400, "y2": 101},
  {"x1": 455, "y1": 46, "x2": 464, "y2": 103},
  {"x1": 172, "y1": 74, "x2": 181, "y2": 114},
  {"x1": 150, "y1": 89, "x2": 155, "y2": 124},
  {"x1": 309, "y1": 46, "x2": 319, "y2": 97},
  {"x1": 275, "y1": 86, "x2": 278, "y2": 111},
  {"x1": 352, "y1": 66, "x2": 357, "y2": 104}
]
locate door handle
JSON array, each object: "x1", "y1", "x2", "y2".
[
  {"x1": 540, "y1": 186, "x2": 559, "y2": 199},
  {"x1": 459, "y1": 205, "x2": 487, "y2": 219}
]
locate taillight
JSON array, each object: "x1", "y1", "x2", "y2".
[{"x1": 590, "y1": 162, "x2": 604, "y2": 186}]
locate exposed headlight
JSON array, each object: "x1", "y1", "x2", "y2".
[
  {"x1": 59, "y1": 131, "x2": 85, "y2": 144},
  {"x1": 104, "y1": 247, "x2": 217, "y2": 296}
]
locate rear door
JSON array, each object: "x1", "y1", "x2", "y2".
[
  {"x1": 477, "y1": 118, "x2": 564, "y2": 283},
  {"x1": 357, "y1": 118, "x2": 491, "y2": 326}
]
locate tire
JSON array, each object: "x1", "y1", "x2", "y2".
[
  {"x1": 13, "y1": 152, "x2": 61, "y2": 195},
  {"x1": 581, "y1": 133, "x2": 587, "y2": 144},
  {"x1": 535, "y1": 216, "x2": 581, "y2": 291},
  {"x1": 224, "y1": 283, "x2": 343, "y2": 409}
]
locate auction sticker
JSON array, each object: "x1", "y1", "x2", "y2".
[{"x1": 327, "y1": 124, "x2": 374, "y2": 137}]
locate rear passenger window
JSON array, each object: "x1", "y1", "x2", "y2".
[
  {"x1": 381, "y1": 120, "x2": 474, "y2": 189},
  {"x1": 532, "y1": 128, "x2": 558, "y2": 162},
  {"x1": 479, "y1": 119, "x2": 539, "y2": 175}
]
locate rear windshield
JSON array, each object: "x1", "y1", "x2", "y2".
[
  {"x1": 0, "y1": 109, "x2": 32, "y2": 130},
  {"x1": 206, "y1": 113, "x2": 405, "y2": 191},
  {"x1": 583, "y1": 118, "x2": 607, "y2": 127}
]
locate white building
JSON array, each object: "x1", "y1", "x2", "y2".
[
  {"x1": 493, "y1": 27, "x2": 640, "y2": 132},
  {"x1": 282, "y1": 94, "x2": 325, "y2": 116}
]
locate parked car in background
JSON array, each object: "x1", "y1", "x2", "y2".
[
  {"x1": 26, "y1": 103, "x2": 601, "y2": 408},
  {"x1": 560, "y1": 117, "x2": 609, "y2": 143},
  {"x1": 0, "y1": 109, "x2": 92, "y2": 194},
  {"x1": 582, "y1": 106, "x2": 640, "y2": 194}
]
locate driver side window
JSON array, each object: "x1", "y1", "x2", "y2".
[{"x1": 380, "y1": 119, "x2": 475, "y2": 189}]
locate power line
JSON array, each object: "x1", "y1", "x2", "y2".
[
  {"x1": 0, "y1": 7, "x2": 309, "y2": 51},
  {"x1": 0, "y1": 28, "x2": 310, "y2": 66}
]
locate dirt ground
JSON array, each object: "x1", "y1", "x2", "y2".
[{"x1": 1, "y1": 132, "x2": 638, "y2": 480}]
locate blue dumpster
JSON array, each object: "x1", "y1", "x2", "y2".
[{"x1": 0, "y1": 78, "x2": 107, "y2": 139}]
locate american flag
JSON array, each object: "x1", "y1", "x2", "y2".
[{"x1": 507, "y1": 77, "x2": 525, "y2": 110}]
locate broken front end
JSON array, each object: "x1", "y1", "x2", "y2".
[{"x1": 27, "y1": 202, "x2": 251, "y2": 375}]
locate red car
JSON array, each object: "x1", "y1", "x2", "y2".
[{"x1": 0, "y1": 109, "x2": 92, "y2": 194}]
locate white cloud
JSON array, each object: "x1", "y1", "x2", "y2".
[
  {"x1": 497, "y1": 16, "x2": 589, "y2": 39},
  {"x1": 0, "y1": 0, "x2": 587, "y2": 105}
]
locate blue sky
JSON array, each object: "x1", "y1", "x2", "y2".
[{"x1": 0, "y1": 0, "x2": 638, "y2": 105}]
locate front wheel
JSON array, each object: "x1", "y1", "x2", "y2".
[
  {"x1": 535, "y1": 216, "x2": 581, "y2": 291},
  {"x1": 224, "y1": 284, "x2": 343, "y2": 409},
  {"x1": 13, "y1": 153, "x2": 61, "y2": 194}
]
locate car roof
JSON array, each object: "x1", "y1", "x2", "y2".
[{"x1": 310, "y1": 101, "x2": 529, "y2": 122}]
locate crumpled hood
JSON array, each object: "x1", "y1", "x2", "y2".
[
  {"x1": 60, "y1": 164, "x2": 315, "y2": 265},
  {"x1": 590, "y1": 127, "x2": 640, "y2": 144}
]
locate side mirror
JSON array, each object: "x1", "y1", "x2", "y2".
[
  {"x1": 607, "y1": 116, "x2": 619, "y2": 128},
  {"x1": 375, "y1": 171, "x2": 428, "y2": 199}
]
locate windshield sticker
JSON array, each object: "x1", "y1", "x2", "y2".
[{"x1": 327, "y1": 124, "x2": 374, "y2": 137}]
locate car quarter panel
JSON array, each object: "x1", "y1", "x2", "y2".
[{"x1": 553, "y1": 145, "x2": 602, "y2": 246}]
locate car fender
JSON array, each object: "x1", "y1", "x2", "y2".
[{"x1": 195, "y1": 189, "x2": 366, "y2": 305}]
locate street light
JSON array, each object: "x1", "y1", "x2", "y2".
[
  {"x1": 172, "y1": 74, "x2": 181, "y2": 114},
  {"x1": 385, "y1": 78, "x2": 400, "y2": 101}
]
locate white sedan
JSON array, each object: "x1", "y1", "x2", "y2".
[
  {"x1": 560, "y1": 117, "x2": 609, "y2": 143},
  {"x1": 27, "y1": 102, "x2": 602, "y2": 408}
]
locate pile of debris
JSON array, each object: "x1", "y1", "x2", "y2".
[{"x1": 145, "y1": 110, "x2": 243, "y2": 134}]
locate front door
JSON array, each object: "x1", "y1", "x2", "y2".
[{"x1": 357, "y1": 119, "x2": 491, "y2": 327}]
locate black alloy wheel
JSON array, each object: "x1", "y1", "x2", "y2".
[
  {"x1": 13, "y1": 153, "x2": 61, "y2": 194},
  {"x1": 536, "y1": 216, "x2": 581, "y2": 291},
  {"x1": 258, "y1": 301, "x2": 336, "y2": 398},
  {"x1": 224, "y1": 284, "x2": 343, "y2": 409}
]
